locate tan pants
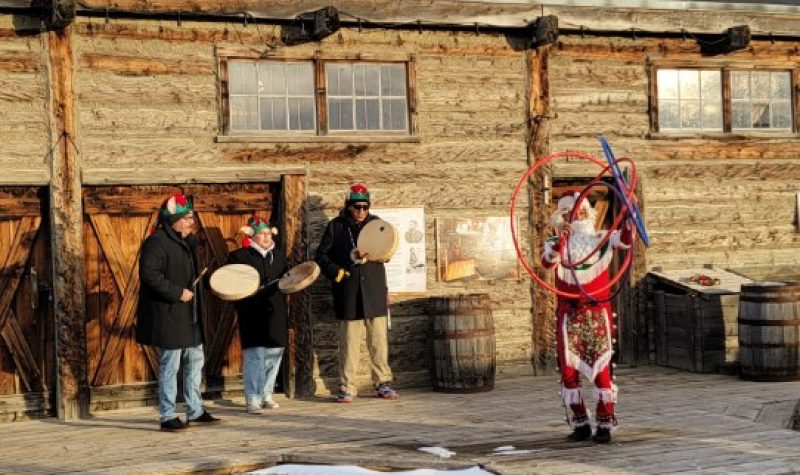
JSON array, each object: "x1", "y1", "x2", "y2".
[{"x1": 338, "y1": 316, "x2": 393, "y2": 394}]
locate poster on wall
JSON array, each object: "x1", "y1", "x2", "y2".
[
  {"x1": 372, "y1": 207, "x2": 427, "y2": 293},
  {"x1": 436, "y1": 216, "x2": 520, "y2": 282}
]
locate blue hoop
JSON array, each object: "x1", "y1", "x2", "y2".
[{"x1": 599, "y1": 135, "x2": 650, "y2": 247}]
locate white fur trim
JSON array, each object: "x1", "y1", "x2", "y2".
[
  {"x1": 239, "y1": 225, "x2": 255, "y2": 237},
  {"x1": 561, "y1": 387, "x2": 584, "y2": 407},
  {"x1": 597, "y1": 419, "x2": 615, "y2": 430},
  {"x1": 543, "y1": 240, "x2": 560, "y2": 264},
  {"x1": 593, "y1": 387, "x2": 618, "y2": 405},
  {"x1": 556, "y1": 243, "x2": 613, "y2": 286},
  {"x1": 608, "y1": 229, "x2": 629, "y2": 250}
]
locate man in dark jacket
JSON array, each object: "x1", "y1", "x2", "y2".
[
  {"x1": 228, "y1": 216, "x2": 288, "y2": 414},
  {"x1": 136, "y1": 193, "x2": 220, "y2": 431},
  {"x1": 315, "y1": 184, "x2": 398, "y2": 403}
]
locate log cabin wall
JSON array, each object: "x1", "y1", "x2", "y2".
[
  {"x1": 5, "y1": 0, "x2": 800, "y2": 412},
  {"x1": 0, "y1": 15, "x2": 51, "y2": 185},
  {"x1": 551, "y1": 34, "x2": 800, "y2": 270},
  {"x1": 549, "y1": 34, "x2": 800, "y2": 363},
  {"x1": 70, "y1": 17, "x2": 534, "y2": 396}
]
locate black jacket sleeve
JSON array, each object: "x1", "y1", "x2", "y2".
[
  {"x1": 139, "y1": 237, "x2": 183, "y2": 303},
  {"x1": 314, "y1": 220, "x2": 343, "y2": 280}
]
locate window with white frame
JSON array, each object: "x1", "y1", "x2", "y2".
[
  {"x1": 731, "y1": 71, "x2": 792, "y2": 130},
  {"x1": 653, "y1": 66, "x2": 796, "y2": 134},
  {"x1": 228, "y1": 61, "x2": 316, "y2": 132},
  {"x1": 656, "y1": 69, "x2": 722, "y2": 131},
  {"x1": 326, "y1": 63, "x2": 408, "y2": 132},
  {"x1": 223, "y1": 57, "x2": 413, "y2": 138}
]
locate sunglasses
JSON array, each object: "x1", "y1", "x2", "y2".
[{"x1": 351, "y1": 204, "x2": 370, "y2": 211}]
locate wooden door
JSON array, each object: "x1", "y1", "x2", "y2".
[
  {"x1": 0, "y1": 187, "x2": 54, "y2": 421},
  {"x1": 84, "y1": 184, "x2": 276, "y2": 401}
]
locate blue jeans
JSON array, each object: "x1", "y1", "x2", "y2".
[
  {"x1": 242, "y1": 347, "x2": 284, "y2": 404},
  {"x1": 158, "y1": 345, "x2": 204, "y2": 422}
]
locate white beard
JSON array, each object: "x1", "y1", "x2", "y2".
[{"x1": 565, "y1": 219, "x2": 600, "y2": 265}]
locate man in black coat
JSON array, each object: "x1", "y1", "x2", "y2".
[
  {"x1": 136, "y1": 193, "x2": 220, "y2": 431},
  {"x1": 228, "y1": 216, "x2": 288, "y2": 414},
  {"x1": 315, "y1": 184, "x2": 398, "y2": 403}
]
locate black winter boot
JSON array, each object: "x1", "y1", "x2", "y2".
[
  {"x1": 593, "y1": 427, "x2": 611, "y2": 443},
  {"x1": 566, "y1": 424, "x2": 592, "y2": 441}
]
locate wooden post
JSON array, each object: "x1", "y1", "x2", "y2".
[
  {"x1": 47, "y1": 27, "x2": 88, "y2": 420},
  {"x1": 526, "y1": 45, "x2": 554, "y2": 375},
  {"x1": 281, "y1": 174, "x2": 313, "y2": 397}
]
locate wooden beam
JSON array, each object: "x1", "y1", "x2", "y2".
[
  {"x1": 47, "y1": 27, "x2": 89, "y2": 420},
  {"x1": 281, "y1": 174, "x2": 312, "y2": 398},
  {"x1": 526, "y1": 45, "x2": 555, "y2": 374},
  {"x1": 71, "y1": 2, "x2": 800, "y2": 37}
]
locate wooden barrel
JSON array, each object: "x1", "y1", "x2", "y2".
[
  {"x1": 428, "y1": 294, "x2": 496, "y2": 393},
  {"x1": 738, "y1": 282, "x2": 800, "y2": 381}
]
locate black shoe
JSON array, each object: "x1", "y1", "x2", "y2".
[
  {"x1": 160, "y1": 417, "x2": 187, "y2": 431},
  {"x1": 187, "y1": 410, "x2": 221, "y2": 425},
  {"x1": 566, "y1": 424, "x2": 592, "y2": 441},
  {"x1": 593, "y1": 427, "x2": 612, "y2": 444}
]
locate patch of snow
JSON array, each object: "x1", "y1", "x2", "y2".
[
  {"x1": 417, "y1": 446, "x2": 457, "y2": 458},
  {"x1": 492, "y1": 446, "x2": 515, "y2": 452}
]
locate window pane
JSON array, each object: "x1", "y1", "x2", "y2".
[
  {"x1": 680, "y1": 101, "x2": 700, "y2": 128},
  {"x1": 382, "y1": 99, "x2": 408, "y2": 130},
  {"x1": 701, "y1": 102, "x2": 722, "y2": 129},
  {"x1": 327, "y1": 63, "x2": 352, "y2": 96},
  {"x1": 329, "y1": 98, "x2": 353, "y2": 130},
  {"x1": 679, "y1": 70, "x2": 700, "y2": 99},
  {"x1": 261, "y1": 63, "x2": 285, "y2": 95},
  {"x1": 381, "y1": 64, "x2": 407, "y2": 96},
  {"x1": 771, "y1": 72, "x2": 791, "y2": 99},
  {"x1": 365, "y1": 65, "x2": 380, "y2": 96},
  {"x1": 288, "y1": 98, "x2": 315, "y2": 130},
  {"x1": 657, "y1": 70, "x2": 679, "y2": 99},
  {"x1": 731, "y1": 72, "x2": 750, "y2": 100},
  {"x1": 751, "y1": 103, "x2": 770, "y2": 128},
  {"x1": 751, "y1": 72, "x2": 771, "y2": 100},
  {"x1": 260, "y1": 97, "x2": 287, "y2": 130},
  {"x1": 658, "y1": 100, "x2": 680, "y2": 129},
  {"x1": 287, "y1": 63, "x2": 314, "y2": 95},
  {"x1": 354, "y1": 65, "x2": 381, "y2": 96},
  {"x1": 355, "y1": 99, "x2": 380, "y2": 130},
  {"x1": 732, "y1": 102, "x2": 750, "y2": 128},
  {"x1": 700, "y1": 70, "x2": 720, "y2": 98},
  {"x1": 229, "y1": 62, "x2": 257, "y2": 94},
  {"x1": 354, "y1": 65, "x2": 366, "y2": 96},
  {"x1": 230, "y1": 95, "x2": 259, "y2": 130},
  {"x1": 772, "y1": 102, "x2": 792, "y2": 129}
]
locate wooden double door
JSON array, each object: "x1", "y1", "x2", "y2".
[
  {"x1": 0, "y1": 187, "x2": 54, "y2": 421},
  {"x1": 83, "y1": 184, "x2": 278, "y2": 400}
]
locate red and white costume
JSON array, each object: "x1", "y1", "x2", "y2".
[{"x1": 541, "y1": 195, "x2": 631, "y2": 430}]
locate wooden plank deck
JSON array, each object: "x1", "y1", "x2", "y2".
[{"x1": 0, "y1": 366, "x2": 798, "y2": 474}]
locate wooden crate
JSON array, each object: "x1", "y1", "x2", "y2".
[{"x1": 648, "y1": 268, "x2": 751, "y2": 373}]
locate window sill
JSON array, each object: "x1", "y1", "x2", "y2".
[
  {"x1": 216, "y1": 134, "x2": 421, "y2": 144},
  {"x1": 648, "y1": 131, "x2": 800, "y2": 140}
]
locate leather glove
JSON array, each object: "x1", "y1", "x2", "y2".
[{"x1": 335, "y1": 268, "x2": 351, "y2": 283}]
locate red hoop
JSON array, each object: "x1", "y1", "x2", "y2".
[{"x1": 510, "y1": 151, "x2": 636, "y2": 300}]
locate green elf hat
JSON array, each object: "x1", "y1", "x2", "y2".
[
  {"x1": 238, "y1": 215, "x2": 278, "y2": 248},
  {"x1": 160, "y1": 193, "x2": 193, "y2": 225},
  {"x1": 346, "y1": 183, "x2": 370, "y2": 205}
]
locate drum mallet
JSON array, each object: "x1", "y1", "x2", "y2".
[{"x1": 191, "y1": 267, "x2": 208, "y2": 288}]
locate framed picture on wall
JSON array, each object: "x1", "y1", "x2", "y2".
[{"x1": 435, "y1": 216, "x2": 520, "y2": 282}]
